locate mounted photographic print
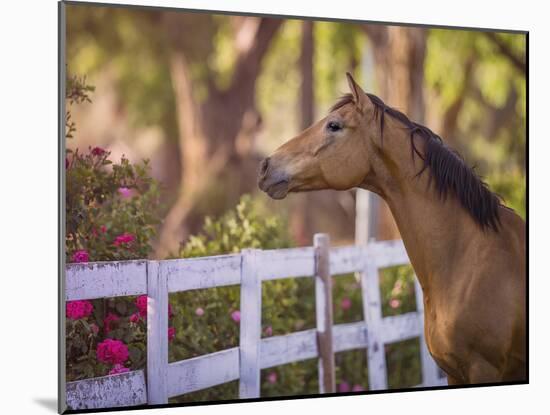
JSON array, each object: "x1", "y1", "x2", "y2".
[{"x1": 59, "y1": 1, "x2": 527, "y2": 413}]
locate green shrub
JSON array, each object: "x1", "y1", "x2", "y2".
[
  {"x1": 66, "y1": 148, "x2": 161, "y2": 262},
  {"x1": 170, "y1": 197, "x2": 421, "y2": 401},
  {"x1": 65, "y1": 147, "x2": 162, "y2": 381},
  {"x1": 64, "y1": 75, "x2": 163, "y2": 382}
]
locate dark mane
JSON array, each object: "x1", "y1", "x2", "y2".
[{"x1": 331, "y1": 93, "x2": 503, "y2": 231}]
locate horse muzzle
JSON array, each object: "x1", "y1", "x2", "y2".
[{"x1": 258, "y1": 157, "x2": 291, "y2": 200}]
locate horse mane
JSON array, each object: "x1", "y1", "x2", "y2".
[{"x1": 330, "y1": 93, "x2": 503, "y2": 231}]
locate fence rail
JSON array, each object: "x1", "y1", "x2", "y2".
[{"x1": 65, "y1": 236, "x2": 446, "y2": 410}]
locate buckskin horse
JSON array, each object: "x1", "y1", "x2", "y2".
[{"x1": 258, "y1": 73, "x2": 526, "y2": 385}]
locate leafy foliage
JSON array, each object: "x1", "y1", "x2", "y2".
[
  {"x1": 65, "y1": 76, "x2": 163, "y2": 381},
  {"x1": 180, "y1": 195, "x2": 291, "y2": 257},
  {"x1": 168, "y1": 197, "x2": 421, "y2": 401},
  {"x1": 65, "y1": 74, "x2": 95, "y2": 139},
  {"x1": 65, "y1": 144, "x2": 162, "y2": 381},
  {"x1": 65, "y1": 147, "x2": 161, "y2": 262}
]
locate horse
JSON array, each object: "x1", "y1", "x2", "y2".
[{"x1": 258, "y1": 73, "x2": 526, "y2": 385}]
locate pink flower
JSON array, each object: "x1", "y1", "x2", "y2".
[
  {"x1": 338, "y1": 381, "x2": 351, "y2": 393},
  {"x1": 129, "y1": 313, "x2": 141, "y2": 323},
  {"x1": 231, "y1": 310, "x2": 241, "y2": 323},
  {"x1": 389, "y1": 298, "x2": 401, "y2": 309},
  {"x1": 267, "y1": 372, "x2": 277, "y2": 384},
  {"x1": 195, "y1": 307, "x2": 204, "y2": 317},
  {"x1": 90, "y1": 323, "x2": 99, "y2": 335},
  {"x1": 118, "y1": 187, "x2": 133, "y2": 198},
  {"x1": 71, "y1": 250, "x2": 89, "y2": 263},
  {"x1": 264, "y1": 326, "x2": 273, "y2": 336},
  {"x1": 135, "y1": 295, "x2": 171, "y2": 319},
  {"x1": 109, "y1": 364, "x2": 130, "y2": 375},
  {"x1": 100, "y1": 225, "x2": 107, "y2": 234},
  {"x1": 341, "y1": 297, "x2": 352, "y2": 311},
  {"x1": 103, "y1": 312, "x2": 120, "y2": 333},
  {"x1": 113, "y1": 232, "x2": 136, "y2": 247},
  {"x1": 168, "y1": 327, "x2": 176, "y2": 342},
  {"x1": 66, "y1": 300, "x2": 94, "y2": 320},
  {"x1": 352, "y1": 384, "x2": 365, "y2": 392},
  {"x1": 91, "y1": 147, "x2": 106, "y2": 156},
  {"x1": 136, "y1": 295, "x2": 147, "y2": 317},
  {"x1": 96, "y1": 338, "x2": 129, "y2": 365}
]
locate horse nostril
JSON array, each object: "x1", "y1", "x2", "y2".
[{"x1": 260, "y1": 157, "x2": 270, "y2": 176}]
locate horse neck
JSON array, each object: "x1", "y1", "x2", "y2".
[{"x1": 362, "y1": 121, "x2": 479, "y2": 294}]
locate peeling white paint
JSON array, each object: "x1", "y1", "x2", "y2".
[{"x1": 66, "y1": 371, "x2": 146, "y2": 410}]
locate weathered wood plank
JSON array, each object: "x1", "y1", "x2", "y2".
[
  {"x1": 239, "y1": 249, "x2": 262, "y2": 399},
  {"x1": 330, "y1": 246, "x2": 364, "y2": 275},
  {"x1": 259, "y1": 247, "x2": 315, "y2": 280},
  {"x1": 66, "y1": 371, "x2": 146, "y2": 410},
  {"x1": 333, "y1": 322, "x2": 368, "y2": 352},
  {"x1": 367, "y1": 240, "x2": 409, "y2": 268},
  {"x1": 379, "y1": 312, "x2": 422, "y2": 344},
  {"x1": 164, "y1": 254, "x2": 241, "y2": 292},
  {"x1": 361, "y1": 259, "x2": 388, "y2": 390},
  {"x1": 147, "y1": 261, "x2": 168, "y2": 404},
  {"x1": 260, "y1": 329, "x2": 318, "y2": 369},
  {"x1": 166, "y1": 322, "x2": 366, "y2": 397},
  {"x1": 314, "y1": 234, "x2": 335, "y2": 394},
  {"x1": 66, "y1": 260, "x2": 147, "y2": 301},
  {"x1": 167, "y1": 348, "x2": 240, "y2": 397}
]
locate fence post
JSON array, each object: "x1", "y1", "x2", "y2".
[
  {"x1": 414, "y1": 278, "x2": 443, "y2": 386},
  {"x1": 360, "y1": 251, "x2": 388, "y2": 390},
  {"x1": 314, "y1": 233, "x2": 335, "y2": 393},
  {"x1": 146, "y1": 260, "x2": 168, "y2": 404},
  {"x1": 239, "y1": 249, "x2": 262, "y2": 399}
]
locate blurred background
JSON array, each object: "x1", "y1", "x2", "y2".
[
  {"x1": 64, "y1": 4, "x2": 526, "y2": 399},
  {"x1": 65, "y1": 4, "x2": 526, "y2": 257}
]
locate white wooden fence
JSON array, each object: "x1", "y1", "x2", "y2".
[{"x1": 65, "y1": 235, "x2": 446, "y2": 410}]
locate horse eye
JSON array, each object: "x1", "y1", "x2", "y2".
[{"x1": 327, "y1": 121, "x2": 342, "y2": 132}]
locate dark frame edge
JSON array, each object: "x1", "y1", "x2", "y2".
[{"x1": 58, "y1": 1, "x2": 67, "y2": 414}]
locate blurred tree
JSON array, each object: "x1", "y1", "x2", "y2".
[
  {"x1": 289, "y1": 20, "x2": 316, "y2": 244},
  {"x1": 66, "y1": 6, "x2": 282, "y2": 257},
  {"x1": 424, "y1": 30, "x2": 526, "y2": 217},
  {"x1": 300, "y1": 21, "x2": 315, "y2": 130},
  {"x1": 66, "y1": 4, "x2": 525, "y2": 250},
  {"x1": 362, "y1": 25, "x2": 428, "y2": 240},
  {"x1": 157, "y1": 12, "x2": 282, "y2": 257}
]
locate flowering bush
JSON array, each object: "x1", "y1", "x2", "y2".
[
  {"x1": 109, "y1": 364, "x2": 131, "y2": 375},
  {"x1": 66, "y1": 300, "x2": 94, "y2": 320},
  {"x1": 163, "y1": 196, "x2": 421, "y2": 403},
  {"x1": 65, "y1": 146, "x2": 161, "y2": 262},
  {"x1": 96, "y1": 339, "x2": 129, "y2": 365},
  {"x1": 65, "y1": 80, "x2": 163, "y2": 380}
]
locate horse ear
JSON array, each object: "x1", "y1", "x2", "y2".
[{"x1": 346, "y1": 72, "x2": 368, "y2": 112}]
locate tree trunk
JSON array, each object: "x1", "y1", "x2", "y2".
[
  {"x1": 155, "y1": 14, "x2": 282, "y2": 258},
  {"x1": 363, "y1": 25, "x2": 427, "y2": 240},
  {"x1": 288, "y1": 20, "x2": 317, "y2": 245}
]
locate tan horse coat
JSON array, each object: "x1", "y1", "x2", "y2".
[{"x1": 258, "y1": 73, "x2": 526, "y2": 385}]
